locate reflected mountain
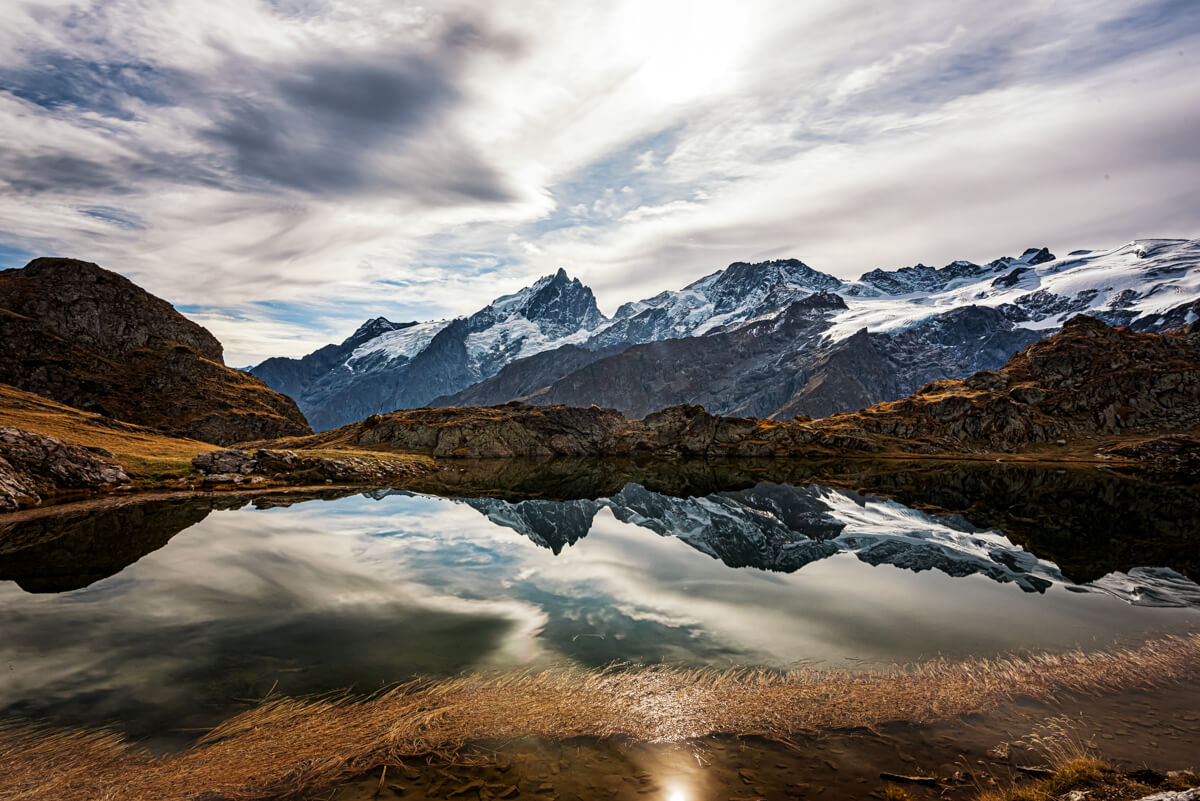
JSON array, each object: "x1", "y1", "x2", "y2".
[
  {"x1": 2, "y1": 470, "x2": 1199, "y2": 743},
  {"x1": 2, "y1": 460, "x2": 1199, "y2": 603},
  {"x1": 395, "y1": 456, "x2": 1200, "y2": 585},
  {"x1": 446, "y1": 482, "x2": 1200, "y2": 606}
]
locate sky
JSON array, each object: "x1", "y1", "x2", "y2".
[{"x1": 1, "y1": 0, "x2": 1198, "y2": 365}]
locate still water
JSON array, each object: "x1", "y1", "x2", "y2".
[{"x1": 0, "y1": 463, "x2": 1198, "y2": 744}]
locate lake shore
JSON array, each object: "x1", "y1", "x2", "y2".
[{"x1": 2, "y1": 634, "x2": 1198, "y2": 801}]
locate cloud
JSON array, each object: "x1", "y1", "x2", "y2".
[{"x1": 0, "y1": 0, "x2": 1197, "y2": 361}]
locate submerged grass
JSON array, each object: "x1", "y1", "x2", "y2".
[{"x1": 1, "y1": 634, "x2": 1198, "y2": 801}]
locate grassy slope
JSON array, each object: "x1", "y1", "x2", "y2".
[
  {"x1": 0, "y1": 383, "x2": 432, "y2": 490},
  {"x1": 0, "y1": 382, "x2": 217, "y2": 480}
]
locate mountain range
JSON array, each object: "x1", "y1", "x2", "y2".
[{"x1": 251, "y1": 239, "x2": 1200, "y2": 430}]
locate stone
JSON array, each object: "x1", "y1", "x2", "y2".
[
  {"x1": 1008, "y1": 386, "x2": 1046, "y2": 404},
  {"x1": 192, "y1": 449, "x2": 257, "y2": 475},
  {"x1": 253, "y1": 449, "x2": 299, "y2": 471},
  {"x1": 1136, "y1": 789, "x2": 1200, "y2": 801},
  {"x1": 201, "y1": 473, "x2": 243, "y2": 486}
]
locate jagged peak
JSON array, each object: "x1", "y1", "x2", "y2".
[
  {"x1": 987, "y1": 246, "x2": 1055, "y2": 269},
  {"x1": 351, "y1": 316, "x2": 403, "y2": 337}
]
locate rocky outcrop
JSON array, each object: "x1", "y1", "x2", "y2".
[
  {"x1": 0, "y1": 258, "x2": 312, "y2": 445},
  {"x1": 190, "y1": 448, "x2": 430, "y2": 484},
  {"x1": 830, "y1": 314, "x2": 1200, "y2": 450},
  {"x1": 0, "y1": 427, "x2": 130, "y2": 511}
]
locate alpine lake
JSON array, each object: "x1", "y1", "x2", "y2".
[{"x1": 2, "y1": 458, "x2": 1199, "y2": 800}]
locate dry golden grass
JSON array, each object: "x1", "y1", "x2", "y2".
[
  {"x1": 1, "y1": 634, "x2": 1197, "y2": 801},
  {"x1": 0, "y1": 383, "x2": 216, "y2": 479}
]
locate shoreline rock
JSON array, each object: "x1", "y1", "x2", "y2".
[{"x1": 0, "y1": 427, "x2": 129, "y2": 512}]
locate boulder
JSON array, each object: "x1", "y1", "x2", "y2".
[{"x1": 192, "y1": 449, "x2": 257, "y2": 475}]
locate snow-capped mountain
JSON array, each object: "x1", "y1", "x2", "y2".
[
  {"x1": 436, "y1": 238, "x2": 1200, "y2": 419},
  {"x1": 589, "y1": 258, "x2": 843, "y2": 347},
  {"x1": 456, "y1": 482, "x2": 1200, "y2": 607},
  {"x1": 254, "y1": 237, "x2": 1200, "y2": 430},
  {"x1": 251, "y1": 268, "x2": 607, "y2": 430},
  {"x1": 825, "y1": 238, "x2": 1200, "y2": 341}
]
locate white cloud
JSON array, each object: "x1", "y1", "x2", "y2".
[{"x1": 0, "y1": 0, "x2": 1197, "y2": 361}]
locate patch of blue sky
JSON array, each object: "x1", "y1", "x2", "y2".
[
  {"x1": 521, "y1": 125, "x2": 687, "y2": 239},
  {"x1": 0, "y1": 242, "x2": 34, "y2": 271},
  {"x1": 397, "y1": 238, "x2": 521, "y2": 284},
  {"x1": 78, "y1": 206, "x2": 146, "y2": 230},
  {"x1": 0, "y1": 55, "x2": 184, "y2": 120},
  {"x1": 1027, "y1": 0, "x2": 1200, "y2": 81}
]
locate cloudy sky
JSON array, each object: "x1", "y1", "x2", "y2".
[{"x1": 1, "y1": 0, "x2": 1198, "y2": 364}]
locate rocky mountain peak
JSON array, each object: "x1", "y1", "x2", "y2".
[
  {"x1": 1020, "y1": 247, "x2": 1055, "y2": 265},
  {"x1": 705, "y1": 258, "x2": 842, "y2": 298},
  {"x1": 346, "y1": 317, "x2": 416, "y2": 349},
  {"x1": 988, "y1": 247, "x2": 1056, "y2": 269},
  {"x1": 468, "y1": 269, "x2": 605, "y2": 338}
]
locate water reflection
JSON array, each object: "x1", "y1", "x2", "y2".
[{"x1": 0, "y1": 464, "x2": 1198, "y2": 742}]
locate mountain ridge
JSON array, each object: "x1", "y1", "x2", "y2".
[{"x1": 251, "y1": 238, "x2": 1200, "y2": 431}]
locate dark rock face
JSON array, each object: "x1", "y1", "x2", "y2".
[
  {"x1": 0, "y1": 258, "x2": 311, "y2": 445},
  {"x1": 0, "y1": 427, "x2": 129, "y2": 511},
  {"x1": 526, "y1": 293, "x2": 852, "y2": 418},
  {"x1": 430, "y1": 343, "x2": 630, "y2": 408}
]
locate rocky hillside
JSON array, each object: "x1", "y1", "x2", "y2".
[
  {"x1": 0, "y1": 258, "x2": 311, "y2": 445},
  {"x1": 270, "y1": 316, "x2": 1199, "y2": 462}
]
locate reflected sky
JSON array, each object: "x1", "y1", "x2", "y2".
[{"x1": 0, "y1": 483, "x2": 1197, "y2": 742}]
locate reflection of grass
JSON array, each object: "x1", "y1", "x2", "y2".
[{"x1": 1, "y1": 633, "x2": 1198, "y2": 801}]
